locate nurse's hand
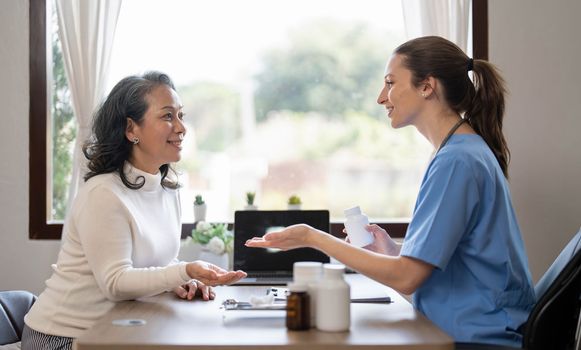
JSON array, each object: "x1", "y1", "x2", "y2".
[
  {"x1": 185, "y1": 261, "x2": 247, "y2": 286},
  {"x1": 245, "y1": 224, "x2": 318, "y2": 251},
  {"x1": 363, "y1": 224, "x2": 401, "y2": 256},
  {"x1": 344, "y1": 224, "x2": 400, "y2": 256}
]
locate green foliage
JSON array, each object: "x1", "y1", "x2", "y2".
[
  {"x1": 178, "y1": 82, "x2": 241, "y2": 152},
  {"x1": 246, "y1": 192, "x2": 256, "y2": 205},
  {"x1": 191, "y1": 222, "x2": 234, "y2": 254},
  {"x1": 254, "y1": 19, "x2": 390, "y2": 122},
  {"x1": 288, "y1": 195, "x2": 302, "y2": 205},
  {"x1": 194, "y1": 194, "x2": 205, "y2": 205},
  {"x1": 51, "y1": 15, "x2": 75, "y2": 220}
]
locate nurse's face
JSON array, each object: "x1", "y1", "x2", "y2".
[{"x1": 376, "y1": 54, "x2": 425, "y2": 129}]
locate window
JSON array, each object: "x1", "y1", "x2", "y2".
[{"x1": 29, "y1": 0, "x2": 488, "y2": 239}]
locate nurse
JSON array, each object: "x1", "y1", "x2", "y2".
[{"x1": 246, "y1": 36, "x2": 535, "y2": 347}]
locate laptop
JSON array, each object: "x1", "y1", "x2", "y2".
[{"x1": 233, "y1": 210, "x2": 331, "y2": 285}]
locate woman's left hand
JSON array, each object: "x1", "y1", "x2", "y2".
[
  {"x1": 173, "y1": 279, "x2": 216, "y2": 301},
  {"x1": 245, "y1": 224, "x2": 318, "y2": 251}
]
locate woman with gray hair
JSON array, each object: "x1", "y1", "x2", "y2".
[{"x1": 22, "y1": 71, "x2": 246, "y2": 350}]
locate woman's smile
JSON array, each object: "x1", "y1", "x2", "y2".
[{"x1": 167, "y1": 138, "x2": 183, "y2": 149}]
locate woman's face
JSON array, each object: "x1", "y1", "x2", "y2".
[
  {"x1": 127, "y1": 84, "x2": 186, "y2": 174},
  {"x1": 376, "y1": 54, "x2": 425, "y2": 128}
]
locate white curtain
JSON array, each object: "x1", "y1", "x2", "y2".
[
  {"x1": 401, "y1": 0, "x2": 471, "y2": 53},
  {"x1": 56, "y1": 0, "x2": 122, "y2": 212}
]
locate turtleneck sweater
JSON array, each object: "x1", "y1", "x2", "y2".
[{"x1": 25, "y1": 163, "x2": 191, "y2": 338}]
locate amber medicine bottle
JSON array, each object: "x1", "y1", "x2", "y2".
[{"x1": 286, "y1": 282, "x2": 310, "y2": 330}]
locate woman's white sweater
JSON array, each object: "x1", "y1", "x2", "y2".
[{"x1": 25, "y1": 164, "x2": 191, "y2": 338}]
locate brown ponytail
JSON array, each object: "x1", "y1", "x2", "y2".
[
  {"x1": 394, "y1": 36, "x2": 510, "y2": 177},
  {"x1": 466, "y1": 60, "x2": 510, "y2": 177}
]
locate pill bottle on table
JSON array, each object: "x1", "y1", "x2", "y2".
[
  {"x1": 316, "y1": 264, "x2": 350, "y2": 332},
  {"x1": 293, "y1": 261, "x2": 323, "y2": 327},
  {"x1": 286, "y1": 282, "x2": 310, "y2": 331}
]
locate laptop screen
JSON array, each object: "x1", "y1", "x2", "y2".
[{"x1": 233, "y1": 210, "x2": 330, "y2": 274}]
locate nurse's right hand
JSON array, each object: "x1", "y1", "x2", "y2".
[
  {"x1": 365, "y1": 224, "x2": 401, "y2": 256},
  {"x1": 344, "y1": 224, "x2": 400, "y2": 256}
]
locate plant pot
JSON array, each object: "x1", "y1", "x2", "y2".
[
  {"x1": 178, "y1": 239, "x2": 203, "y2": 261},
  {"x1": 194, "y1": 203, "x2": 207, "y2": 222},
  {"x1": 244, "y1": 204, "x2": 258, "y2": 210},
  {"x1": 199, "y1": 249, "x2": 231, "y2": 270},
  {"x1": 287, "y1": 204, "x2": 301, "y2": 210}
]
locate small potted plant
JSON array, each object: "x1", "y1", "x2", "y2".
[
  {"x1": 287, "y1": 194, "x2": 302, "y2": 210},
  {"x1": 180, "y1": 221, "x2": 233, "y2": 269},
  {"x1": 245, "y1": 191, "x2": 258, "y2": 210},
  {"x1": 193, "y1": 194, "x2": 207, "y2": 222}
]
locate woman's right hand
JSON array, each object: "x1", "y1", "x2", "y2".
[
  {"x1": 344, "y1": 224, "x2": 400, "y2": 256},
  {"x1": 185, "y1": 261, "x2": 247, "y2": 286}
]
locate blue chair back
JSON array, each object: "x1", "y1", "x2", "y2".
[
  {"x1": 0, "y1": 290, "x2": 37, "y2": 345},
  {"x1": 523, "y1": 227, "x2": 581, "y2": 350},
  {"x1": 534, "y1": 228, "x2": 581, "y2": 300}
]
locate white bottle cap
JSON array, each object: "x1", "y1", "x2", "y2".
[
  {"x1": 323, "y1": 264, "x2": 345, "y2": 279},
  {"x1": 287, "y1": 282, "x2": 308, "y2": 292},
  {"x1": 344, "y1": 206, "x2": 362, "y2": 217},
  {"x1": 293, "y1": 262, "x2": 323, "y2": 283}
]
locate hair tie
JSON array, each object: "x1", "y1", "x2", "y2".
[{"x1": 467, "y1": 58, "x2": 474, "y2": 72}]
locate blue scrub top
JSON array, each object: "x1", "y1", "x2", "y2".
[{"x1": 400, "y1": 134, "x2": 535, "y2": 347}]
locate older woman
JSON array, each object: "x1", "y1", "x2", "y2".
[{"x1": 23, "y1": 72, "x2": 246, "y2": 350}]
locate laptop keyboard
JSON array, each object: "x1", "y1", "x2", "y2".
[{"x1": 249, "y1": 273, "x2": 292, "y2": 278}]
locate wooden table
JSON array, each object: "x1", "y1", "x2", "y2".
[{"x1": 74, "y1": 274, "x2": 454, "y2": 350}]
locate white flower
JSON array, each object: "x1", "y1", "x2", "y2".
[
  {"x1": 207, "y1": 236, "x2": 226, "y2": 255},
  {"x1": 196, "y1": 221, "x2": 212, "y2": 232}
]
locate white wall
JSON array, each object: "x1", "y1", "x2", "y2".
[
  {"x1": 490, "y1": 0, "x2": 581, "y2": 281},
  {"x1": 0, "y1": 0, "x2": 61, "y2": 294},
  {"x1": 0, "y1": 0, "x2": 579, "y2": 294}
]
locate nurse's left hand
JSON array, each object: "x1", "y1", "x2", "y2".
[{"x1": 245, "y1": 224, "x2": 318, "y2": 251}]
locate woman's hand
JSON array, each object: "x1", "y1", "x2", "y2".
[
  {"x1": 185, "y1": 261, "x2": 247, "y2": 286},
  {"x1": 173, "y1": 279, "x2": 215, "y2": 301},
  {"x1": 245, "y1": 224, "x2": 318, "y2": 251},
  {"x1": 363, "y1": 224, "x2": 401, "y2": 255},
  {"x1": 344, "y1": 224, "x2": 401, "y2": 256}
]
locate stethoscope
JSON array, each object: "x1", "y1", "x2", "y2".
[{"x1": 436, "y1": 118, "x2": 467, "y2": 155}]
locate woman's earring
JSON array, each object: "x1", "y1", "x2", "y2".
[
  {"x1": 421, "y1": 93, "x2": 426, "y2": 98},
  {"x1": 132, "y1": 137, "x2": 139, "y2": 145}
]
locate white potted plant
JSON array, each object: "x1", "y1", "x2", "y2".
[
  {"x1": 244, "y1": 191, "x2": 258, "y2": 210},
  {"x1": 193, "y1": 194, "x2": 207, "y2": 222},
  {"x1": 190, "y1": 222, "x2": 233, "y2": 269},
  {"x1": 287, "y1": 194, "x2": 302, "y2": 210}
]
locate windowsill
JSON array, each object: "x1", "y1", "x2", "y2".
[{"x1": 182, "y1": 221, "x2": 408, "y2": 239}]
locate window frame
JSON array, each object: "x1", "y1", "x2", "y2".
[{"x1": 29, "y1": 0, "x2": 488, "y2": 239}]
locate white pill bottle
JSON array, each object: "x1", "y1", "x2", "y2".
[
  {"x1": 293, "y1": 261, "x2": 323, "y2": 327},
  {"x1": 343, "y1": 206, "x2": 374, "y2": 247},
  {"x1": 316, "y1": 264, "x2": 350, "y2": 332}
]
